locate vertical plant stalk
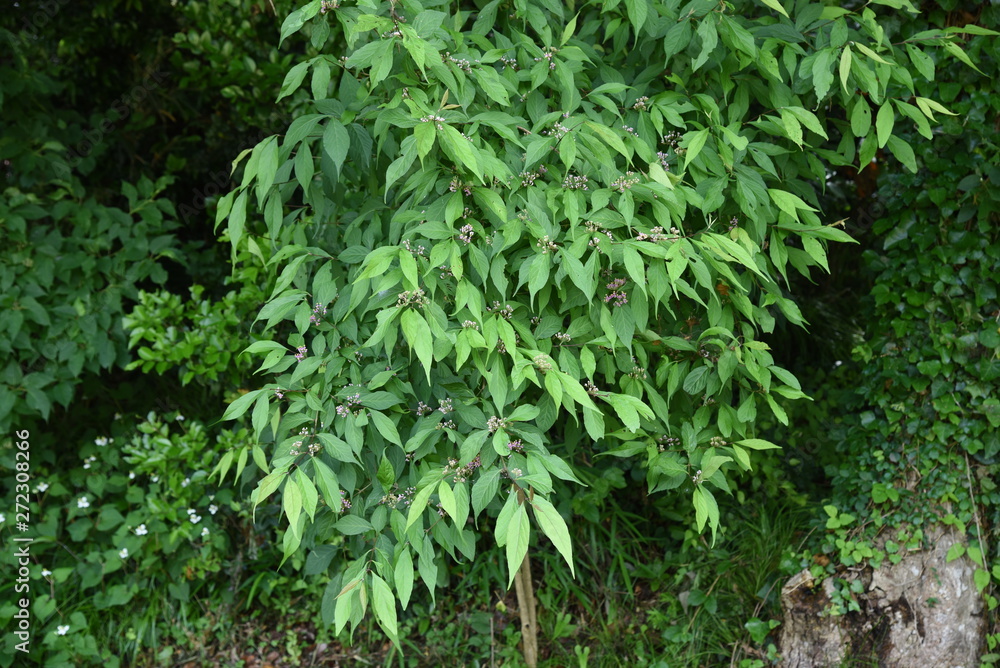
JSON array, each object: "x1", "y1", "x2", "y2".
[{"x1": 514, "y1": 488, "x2": 538, "y2": 667}]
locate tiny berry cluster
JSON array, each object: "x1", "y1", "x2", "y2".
[
  {"x1": 533, "y1": 46, "x2": 558, "y2": 70},
  {"x1": 336, "y1": 393, "x2": 362, "y2": 417},
  {"x1": 448, "y1": 177, "x2": 472, "y2": 195},
  {"x1": 611, "y1": 172, "x2": 640, "y2": 193},
  {"x1": 397, "y1": 288, "x2": 429, "y2": 307},
  {"x1": 486, "y1": 415, "x2": 510, "y2": 433},
  {"x1": 458, "y1": 224, "x2": 475, "y2": 244},
  {"x1": 536, "y1": 235, "x2": 558, "y2": 253},
  {"x1": 533, "y1": 354, "x2": 553, "y2": 372},
  {"x1": 401, "y1": 238, "x2": 427, "y2": 257},
  {"x1": 486, "y1": 301, "x2": 514, "y2": 319}
]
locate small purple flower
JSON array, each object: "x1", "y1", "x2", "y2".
[
  {"x1": 605, "y1": 291, "x2": 628, "y2": 307},
  {"x1": 310, "y1": 303, "x2": 327, "y2": 325}
]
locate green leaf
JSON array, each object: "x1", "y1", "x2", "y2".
[
  {"x1": 406, "y1": 474, "x2": 442, "y2": 529},
  {"x1": 280, "y1": 0, "x2": 320, "y2": 45},
  {"x1": 438, "y1": 480, "x2": 458, "y2": 520},
  {"x1": 296, "y1": 469, "x2": 320, "y2": 521},
  {"x1": 395, "y1": 548, "x2": 414, "y2": 609},
  {"x1": 811, "y1": 48, "x2": 836, "y2": 100},
  {"x1": 472, "y1": 468, "x2": 500, "y2": 517},
  {"x1": 251, "y1": 392, "x2": 270, "y2": 441},
  {"x1": 683, "y1": 128, "x2": 710, "y2": 171},
  {"x1": 905, "y1": 43, "x2": 934, "y2": 81},
  {"x1": 839, "y1": 46, "x2": 852, "y2": 93},
  {"x1": 506, "y1": 502, "x2": 530, "y2": 588},
  {"x1": 313, "y1": 458, "x2": 341, "y2": 508},
  {"x1": 692, "y1": 15, "x2": 718, "y2": 72},
  {"x1": 371, "y1": 574, "x2": 399, "y2": 646},
  {"x1": 875, "y1": 103, "x2": 894, "y2": 149},
  {"x1": 369, "y1": 410, "x2": 403, "y2": 446},
  {"x1": 623, "y1": 246, "x2": 647, "y2": 295},
  {"x1": 531, "y1": 496, "x2": 574, "y2": 576},
  {"x1": 585, "y1": 121, "x2": 630, "y2": 160},
  {"x1": 974, "y1": 568, "x2": 990, "y2": 592},
  {"x1": 768, "y1": 189, "x2": 816, "y2": 220},
  {"x1": 735, "y1": 438, "x2": 781, "y2": 450},
  {"x1": 759, "y1": 0, "x2": 789, "y2": 18},
  {"x1": 508, "y1": 404, "x2": 540, "y2": 422},
  {"x1": 945, "y1": 543, "x2": 965, "y2": 563},
  {"x1": 277, "y1": 61, "x2": 310, "y2": 102},
  {"x1": 323, "y1": 120, "x2": 351, "y2": 177},
  {"x1": 336, "y1": 515, "x2": 374, "y2": 535},
  {"x1": 283, "y1": 477, "x2": 303, "y2": 537},
  {"x1": 223, "y1": 389, "x2": 264, "y2": 421},
  {"x1": 439, "y1": 124, "x2": 483, "y2": 182},
  {"x1": 400, "y1": 309, "x2": 434, "y2": 382},
  {"x1": 886, "y1": 135, "x2": 917, "y2": 173},
  {"x1": 692, "y1": 486, "x2": 720, "y2": 545},
  {"x1": 850, "y1": 99, "x2": 871, "y2": 138}
]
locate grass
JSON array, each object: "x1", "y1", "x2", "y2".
[{"x1": 93, "y1": 493, "x2": 808, "y2": 667}]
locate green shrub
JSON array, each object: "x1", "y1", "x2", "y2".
[
  {"x1": 216, "y1": 0, "x2": 978, "y2": 652},
  {"x1": 0, "y1": 412, "x2": 308, "y2": 667}
]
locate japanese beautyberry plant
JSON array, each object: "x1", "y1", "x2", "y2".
[{"x1": 214, "y1": 0, "x2": 975, "y2": 648}]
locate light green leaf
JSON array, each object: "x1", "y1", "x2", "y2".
[
  {"x1": 335, "y1": 515, "x2": 374, "y2": 535},
  {"x1": 886, "y1": 135, "x2": 917, "y2": 173},
  {"x1": 472, "y1": 468, "x2": 500, "y2": 517},
  {"x1": 371, "y1": 574, "x2": 399, "y2": 645},
  {"x1": 400, "y1": 309, "x2": 434, "y2": 382},
  {"x1": 683, "y1": 128, "x2": 711, "y2": 171},
  {"x1": 759, "y1": 0, "x2": 789, "y2": 18},
  {"x1": 735, "y1": 438, "x2": 781, "y2": 450},
  {"x1": 277, "y1": 61, "x2": 310, "y2": 102},
  {"x1": 223, "y1": 389, "x2": 264, "y2": 421},
  {"x1": 369, "y1": 409, "x2": 402, "y2": 446},
  {"x1": 531, "y1": 496, "x2": 574, "y2": 576},
  {"x1": 323, "y1": 120, "x2": 351, "y2": 176},
  {"x1": 839, "y1": 46, "x2": 852, "y2": 93},
  {"x1": 439, "y1": 124, "x2": 483, "y2": 181},
  {"x1": 283, "y1": 478, "x2": 303, "y2": 537},
  {"x1": 506, "y1": 502, "x2": 530, "y2": 588},
  {"x1": 875, "y1": 103, "x2": 895, "y2": 148},
  {"x1": 395, "y1": 548, "x2": 414, "y2": 609}
]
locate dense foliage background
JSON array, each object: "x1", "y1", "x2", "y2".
[{"x1": 1, "y1": 0, "x2": 997, "y2": 666}]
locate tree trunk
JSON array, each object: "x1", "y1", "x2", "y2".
[{"x1": 779, "y1": 525, "x2": 985, "y2": 667}]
